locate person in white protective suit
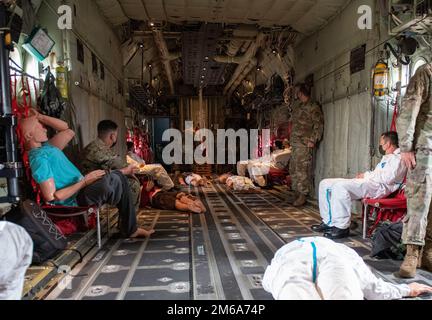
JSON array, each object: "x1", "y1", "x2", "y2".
[
  {"x1": 311, "y1": 132, "x2": 407, "y2": 239},
  {"x1": 0, "y1": 221, "x2": 33, "y2": 300},
  {"x1": 262, "y1": 237, "x2": 432, "y2": 300},
  {"x1": 237, "y1": 140, "x2": 291, "y2": 187},
  {"x1": 218, "y1": 173, "x2": 259, "y2": 192}
]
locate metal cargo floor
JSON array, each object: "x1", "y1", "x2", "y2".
[{"x1": 47, "y1": 183, "x2": 432, "y2": 300}]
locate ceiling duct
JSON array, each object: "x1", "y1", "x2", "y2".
[
  {"x1": 223, "y1": 32, "x2": 266, "y2": 96},
  {"x1": 214, "y1": 25, "x2": 258, "y2": 63},
  {"x1": 153, "y1": 29, "x2": 177, "y2": 94}
]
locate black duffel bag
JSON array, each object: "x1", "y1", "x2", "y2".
[{"x1": 7, "y1": 200, "x2": 68, "y2": 265}]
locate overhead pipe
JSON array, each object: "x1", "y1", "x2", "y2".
[
  {"x1": 213, "y1": 42, "x2": 252, "y2": 65},
  {"x1": 214, "y1": 25, "x2": 258, "y2": 63},
  {"x1": 222, "y1": 33, "x2": 266, "y2": 96},
  {"x1": 152, "y1": 29, "x2": 177, "y2": 94},
  {"x1": 167, "y1": 51, "x2": 181, "y2": 61},
  {"x1": 227, "y1": 57, "x2": 257, "y2": 97}
]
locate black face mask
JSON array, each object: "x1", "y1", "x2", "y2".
[
  {"x1": 111, "y1": 140, "x2": 117, "y2": 149},
  {"x1": 379, "y1": 145, "x2": 386, "y2": 156}
]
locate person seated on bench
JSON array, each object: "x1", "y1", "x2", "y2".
[
  {"x1": 20, "y1": 110, "x2": 153, "y2": 239},
  {"x1": 126, "y1": 141, "x2": 175, "y2": 190},
  {"x1": 311, "y1": 132, "x2": 407, "y2": 240},
  {"x1": 237, "y1": 140, "x2": 291, "y2": 187},
  {"x1": 263, "y1": 236, "x2": 432, "y2": 300},
  {"x1": 141, "y1": 181, "x2": 206, "y2": 214},
  {"x1": 218, "y1": 173, "x2": 259, "y2": 192},
  {"x1": 0, "y1": 221, "x2": 33, "y2": 300},
  {"x1": 176, "y1": 172, "x2": 208, "y2": 187},
  {"x1": 81, "y1": 121, "x2": 174, "y2": 212}
]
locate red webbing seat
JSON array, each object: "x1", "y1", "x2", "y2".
[
  {"x1": 11, "y1": 74, "x2": 103, "y2": 247},
  {"x1": 361, "y1": 184, "x2": 407, "y2": 239}
]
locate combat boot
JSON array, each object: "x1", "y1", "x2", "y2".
[
  {"x1": 293, "y1": 193, "x2": 307, "y2": 207},
  {"x1": 284, "y1": 191, "x2": 298, "y2": 204},
  {"x1": 421, "y1": 240, "x2": 432, "y2": 272},
  {"x1": 398, "y1": 245, "x2": 422, "y2": 278}
]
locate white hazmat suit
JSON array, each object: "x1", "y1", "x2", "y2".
[
  {"x1": 319, "y1": 148, "x2": 406, "y2": 229},
  {"x1": 263, "y1": 237, "x2": 411, "y2": 300},
  {"x1": 237, "y1": 149, "x2": 291, "y2": 187},
  {"x1": 0, "y1": 221, "x2": 33, "y2": 300}
]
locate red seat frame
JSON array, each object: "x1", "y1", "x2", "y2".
[
  {"x1": 267, "y1": 168, "x2": 291, "y2": 188},
  {"x1": 361, "y1": 186, "x2": 407, "y2": 239},
  {"x1": 11, "y1": 74, "x2": 104, "y2": 248}
]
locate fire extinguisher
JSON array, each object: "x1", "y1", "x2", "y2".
[
  {"x1": 373, "y1": 60, "x2": 389, "y2": 97},
  {"x1": 56, "y1": 61, "x2": 68, "y2": 100}
]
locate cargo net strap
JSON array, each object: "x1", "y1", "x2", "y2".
[{"x1": 32, "y1": 205, "x2": 67, "y2": 241}]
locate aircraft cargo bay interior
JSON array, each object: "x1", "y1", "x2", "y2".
[{"x1": 1, "y1": 0, "x2": 432, "y2": 302}]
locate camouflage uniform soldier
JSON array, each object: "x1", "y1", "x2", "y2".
[
  {"x1": 289, "y1": 84, "x2": 324, "y2": 207},
  {"x1": 397, "y1": 63, "x2": 432, "y2": 278},
  {"x1": 81, "y1": 121, "x2": 141, "y2": 211}
]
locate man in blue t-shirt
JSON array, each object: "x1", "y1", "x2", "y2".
[{"x1": 20, "y1": 109, "x2": 153, "y2": 239}]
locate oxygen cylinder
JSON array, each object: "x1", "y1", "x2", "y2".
[
  {"x1": 373, "y1": 61, "x2": 389, "y2": 97},
  {"x1": 56, "y1": 61, "x2": 68, "y2": 100}
]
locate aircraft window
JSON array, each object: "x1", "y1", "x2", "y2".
[{"x1": 92, "y1": 52, "x2": 98, "y2": 74}]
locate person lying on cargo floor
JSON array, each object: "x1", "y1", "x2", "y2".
[
  {"x1": 311, "y1": 132, "x2": 407, "y2": 240},
  {"x1": 126, "y1": 141, "x2": 146, "y2": 166},
  {"x1": 141, "y1": 181, "x2": 206, "y2": 214},
  {"x1": 263, "y1": 237, "x2": 432, "y2": 300},
  {"x1": 126, "y1": 140, "x2": 175, "y2": 190},
  {"x1": 0, "y1": 221, "x2": 33, "y2": 300},
  {"x1": 237, "y1": 139, "x2": 291, "y2": 187},
  {"x1": 218, "y1": 173, "x2": 260, "y2": 192},
  {"x1": 81, "y1": 120, "x2": 175, "y2": 212},
  {"x1": 175, "y1": 171, "x2": 209, "y2": 187},
  {"x1": 20, "y1": 110, "x2": 154, "y2": 239}
]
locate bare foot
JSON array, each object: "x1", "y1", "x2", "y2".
[
  {"x1": 188, "y1": 203, "x2": 203, "y2": 214},
  {"x1": 195, "y1": 200, "x2": 206, "y2": 213},
  {"x1": 130, "y1": 228, "x2": 155, "y2": 238}
]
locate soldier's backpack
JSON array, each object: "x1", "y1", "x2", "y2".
[
  {"x1": 7, "y1": 200, "x2": 68, "y2": 265},
  {"x1": 371, "y1": 221, "x2": 405, "y2": 260}
]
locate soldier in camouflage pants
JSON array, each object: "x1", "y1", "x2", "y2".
[
  {"x1": 397, "y1": 63, "x2": 432, "y2": 278},
  {"x1": 81, "y1": 120, "x2": 142, "y2": 211},
  {"x1": 289, "y1": 84, "x2": 324, "y2": 207}
]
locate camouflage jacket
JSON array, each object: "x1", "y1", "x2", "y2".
[
  {"x1": 81, "y1": 138, "x2": 128, "y2": 174},
  {"x1": 397, "y1": 63, "x2": 432, "y2": 153},
  {"x1": 290, "y1": 100, "x2": 324, "y2": 147}
]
